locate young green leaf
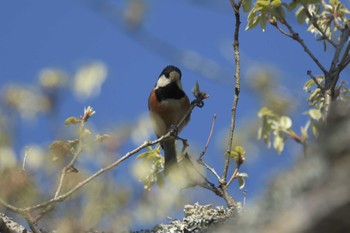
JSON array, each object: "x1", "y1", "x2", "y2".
[
  {"x1": 308, "y1": 109, "x2": 322, "y2": 121},
  {"x1": 246, "y1": 11, "x2": 260, "y2": 30},
  {"x1": 260, "y1": 14, "x2": 267, "y2": 31},
  {"x1": 296, "y1": 7, "x2": 307, "y2": 24},
  {"x1": 238, "y1": 176, "x2": 246, "y2": 189},
  {"x1": 242, "y1": 0, "x2": 252, "y2": 12},
  {"x1": 65, "y1": 116, "x2": 81, "y2": 125},
  {"x1": 279, "y1": 116, "x2": 292, "y2": 129},
  {"x1": 273, "y1": 134, "x2": 284, "y2": 154},
  {"x1": 271, "y1": 0, "x2": 281, "y2": 7}
]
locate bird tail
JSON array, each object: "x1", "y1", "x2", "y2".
[{"x1": 162, "y1": 138, "x2": 177, "y2": 175}]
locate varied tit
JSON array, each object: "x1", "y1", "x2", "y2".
[{"x1": 148, "y1": 65, "x2": 190, "y2": 174}]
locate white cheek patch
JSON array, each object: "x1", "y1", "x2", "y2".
[{"x1": 155, "y1": 75, "x2": 171, "y2": 88}]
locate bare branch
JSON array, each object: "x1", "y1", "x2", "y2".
[
  {"x1": 24, "y1": 212, "x2": 42, "y2": 233},
  {"x1": 307, "y1": 70, "x2": 324, "y2": 92},
  {"x1": 199, "y1": 114, "x2": 216, "y2": 160},
  {"x1": 226, "y1": 164, "x2": 241, "y2": 187},
  {"x1": 0, "y1": 199, "x2": 24, "y2": 214},
  {"x1": 330, "y1": 26, "x2": 350, "y2": 73},
  {"x1": 278, "y1": 18, "x2": 328, "y2": 75},
  {"x1": 197, "y1": 159, "x2": 222, "y2": 182},
  {"x1": 337, "y1": 30, "x2": 350, "y2": 72},
  {"x1": 0, "y1": 90, "x2": 208, "y2": 216},
  {"x1": 224, "y1": 0, "x2": 242, "y2": 183}
]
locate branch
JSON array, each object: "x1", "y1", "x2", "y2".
[
  {"x1": 181, "y1": 154, "x2": 223, "y2": 197},
  {"x1": 197, "y1": 159, "x2": 222, "y2": 182},
  {"x1": 24, "y1": 212, "x2": 41, "y2": 233},
  {"x1": 226, "y1": 164, "x2": 241, "y2": 187},
  {"x1": 197, "y1": 113, "x2": 222, "y2": 181},
  {"x1": 337, "y1": 27, "x2": 350, "y2": 73},
  {"x1": 198, "y1": 114, "x2": 216, "y2": 160},
  {"x1": 279, "y1": 18, "x2": 328, "y2": 75},
  {"x1": 330, "y1": 25, "x2": 350, "y2": 74},
  {"x1": 54, "y1": 143, "x2": 82, "y2": 198},
  {"x1": 0, "y1": 90, "x2": 208, "y2": 217},
  {"x1": 307, "y1": 70, "x2": 324, "y2": 92},
  {"x1": 224, "y1": 0, "x2": 242, "y2": 183}
]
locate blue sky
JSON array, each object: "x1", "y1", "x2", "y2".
[{"x1": 0, "y1": 0, "x2": 337, "y2": 229}]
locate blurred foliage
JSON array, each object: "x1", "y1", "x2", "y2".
[
  {"x1": 245, "y1": 0, "x2": 350, "y2": 43},
  {"x1": 0, "y1": 61, "x2": 155, "y2": 231},
  {"x1": 134, "y1": 146, "x2": 164, "y2": 190}
]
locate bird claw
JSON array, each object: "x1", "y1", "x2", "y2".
[
  {"x1": 169, "y1": 124, "x2": 178, "y2": 137},
  {"x1": 191, "y1": 99, "x2": 205, "y2": 108}
]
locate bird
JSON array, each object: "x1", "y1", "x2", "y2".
[{"x1": 148, "y1": 65, "x2": 190, "y2": 174}]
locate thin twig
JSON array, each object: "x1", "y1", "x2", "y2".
[
  {"x1": 54, "y1": 145, "x2": 82, "y2": 198},
  {"x1": 226, "y1": 164, "x2": 241, "y2": 187},
  {"x1": 280, "y1": 18, "x2": 328, "y2": 75},
  {"x1": 0, "y1": 199, "x2": 24, "y2": 214},
  {"x1": 337, "y1": 34, "x2": 350, "y2": 72},
  {"x1": 198, "y1": 114, "x2": 216, "y2": 160},
  {"x1": 0, "y1": 92, "x2": 208, "y2": 214},
  {"x1": 181, "y1": 154, "x2": 223, "y2": 197},
  {"x1": 33, "y1": 205, "x2": 54, "y2": 222},
  {"x1": 330, "y1": 26, "x2": 350, "y2": 74},
  {"x1": 224, "y1": 0, "x2": 242, "y2": 183},
  {"x1": 197, "y1": 159, "x2": 222, "y2": 182},
  {"x1": 24, "y1": 137, "x2": 169, "y2": 212},
  {"x1": 270, "y1": 22, "x2": 293, "y2": 38},
  {"x1": 307, "y1": 70, "x2": 324, "y2": 92},
  {"x1": 24, "y1": 212, "x2": 42, "y2": 233}
]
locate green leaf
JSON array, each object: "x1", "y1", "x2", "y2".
[
  {"x1": 271, "y1": 0, "x2": 281, "y2": 7},
  {"x1": 65, "y1": 116, "x2": 81, "y2": 125},
  {"x1": 258, "y1": 107, "x2": 275, "y2": 117},
  {"x1": 287, "y1": 1, "x2": 298, "y2": 11},
  {"x1": 279, "y1": 116, "x2": 292, "y2": 129},
  {"x1": 312, "y1": 123, "x2": 318, "y2": 136},
  {"x1": 308, "y1": 109, "x2": 322, "y2": 121},
  {"x1": 303, "y1": 79, "x2": 316, "y2": 90},
  {"x1": 301, "y1": 119, "x2": 311, "y2": 142},
  {"x1": 273, "y1": 6, "x2": 286, "y2": 20},
  {"x1": 273, "y1": 134, "x2": 284, "y2": 154},
  {"x1": 256, "y1": 0, "x2": 270, "y2": 9},
  {"x1": 137, "y1": 150, "x2": 159, "y2": 160},
  {"x1": 242, "y1": 0, "x2": 252, "y2": 12},
  {"x1": 49, "y1": 140, "x2": 72, "y2": 159},
  {"x1": 235, "y1": 146, "x2": 245, "y2": 155},
  {"x1": 156, "y1": 172, "x2": 165, "y2": 188},
  {"x1": 296, "y1": 7, "x2": 307, "y2": 24},
  {"x1": 95, "y1": 134, "x2": 111, "y2": 142},
  {"x1": 230, "y1": 146, "x2": 246, "y2": 164},
  {"x1": 246, "y1": 10, "x2": 260, "y2": 30},
  {"x1": 238, "y1": 176, "x2": 246, "y2": 189},
  {"x1": 260, "y1": 14, "x2": 267, "y2": 31},
  {"x1": 330, "y1": 0, "x2": 339, "y2": 6},
  {"x1": 258, "y1": 117, "x2": 272, "y2": 147},
  {"x1": 238, "y1": 172, "x2": 249, "y2": 178}
]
